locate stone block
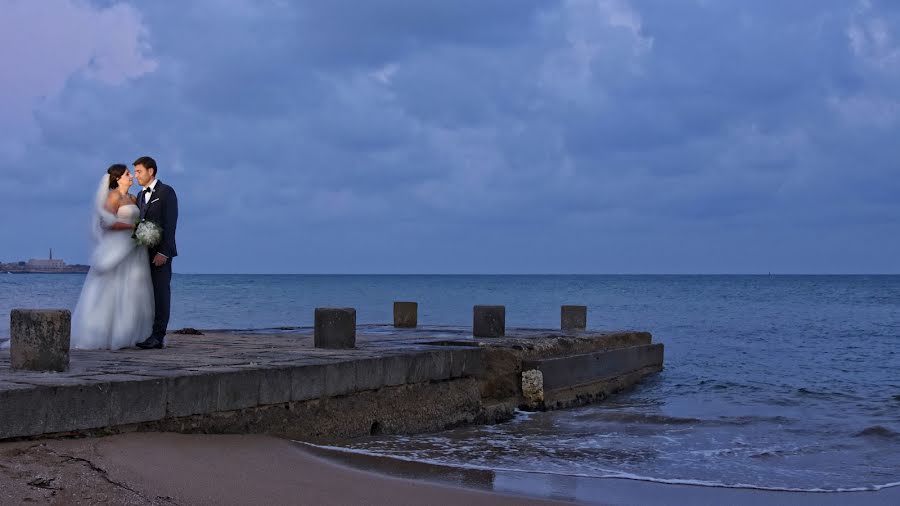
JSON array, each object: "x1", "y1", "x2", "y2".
[
  {"x1": 0, "y1": 382, "x2": 48, "y2": 439},
  {"x1": 10, "y1": 309, "x2": 71, "y2": 372},
  {"x1": 259, "y1": 367, "x2": 293, "y2": 405},
  {"x1": 292, "y1": 363, "x2": 326, "y2": 401},
  {"x1": 323, "y1": 360, "x2": 357, "y2": 397},
  {"x1": 314, "y1": 308, "x2": 356, "y2": 349},
  {"x1": 356, "y1": 357, "x2": 386, "y2": 391},
  {"x1": 45, "y1": 382, "x2": 112, "y2": 433},
  {"x1": 473, "y1": 305, "x2": 505, "y2": 337},
  {"x1": 393, "y1": 301, "x2": 418, "y2": 328},
  {"x1": 217, "y1": 369, "x2": 263, "y2": 411},
  {"x1": 521, "y1": 369, "x2": 544, "y2": 408},
  {"x1": 408, "y1": 351, "x2": 451, "y2": 383},
  {"x1": 382, "y1": 354, "x2": 412, "y2": 386},
  {"x1": 166, "y1": 372, "x2": 220, "y2": 418},
  {"x1": 449, "y1": 348, "x2": 483, "y2": 378},
  {"x1": 561, "y1": 305, "x2": 587, "y2": 331},
  {"x1": 81, "y1": 374, "x2": 166, "y2": 426}
]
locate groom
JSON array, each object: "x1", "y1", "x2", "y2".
[{"x1": 134, "y1": 156, "x2": 178, "y2": 350}]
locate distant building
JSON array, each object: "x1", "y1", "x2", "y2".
[
  {"x1": 1, "y1": 249, "x2": 88, "y2": 273},
  {"x1": 25, "y1": 259, "x2": 66, "y2": 270}
]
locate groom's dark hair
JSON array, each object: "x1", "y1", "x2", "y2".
[{"x1": 133, "y1": 156, "x2": 158, "y2": 177}]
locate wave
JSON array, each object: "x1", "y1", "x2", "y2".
[
  {"x1": 589, "y1": 412, "x2": 702, "y2": 425},
  {"x1": 748, "y1": 447, "x2": 808, "y2": 459},
  {"x1": 297, "y1": 441, "x2": 900, "y2": 493},
  {"x1": 796, "y1": 387, "x2": 862, "y2": 400},
  {"x1": 717, "y1": 415, "x2": 794, "y2": 426},
  {"x1": 854, "y1": 426, "x2": 900, "y2": 439},
  {"x1": 585, "y1": 411, "x2": 793, "y2": 427}
]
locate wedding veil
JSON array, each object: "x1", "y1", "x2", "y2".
[{"x1": 91, "y1": 174, "x2": 117, "y2": 243}]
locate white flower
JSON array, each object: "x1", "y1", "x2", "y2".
[{"x1": 134, "y1": 220, "x2": 163, "y2": 247}]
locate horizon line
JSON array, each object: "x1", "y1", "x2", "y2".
[{"x1": 165, "y1": 272, "x2": 900, "y2": 276}]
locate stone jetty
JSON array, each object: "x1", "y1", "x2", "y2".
[{"x1": 0, "y1": 308, "x2": 664, "y2": 443}]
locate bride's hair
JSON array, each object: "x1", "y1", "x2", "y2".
[{"x1": 107, "y1": 164, "x2": 128, "y2": 189}]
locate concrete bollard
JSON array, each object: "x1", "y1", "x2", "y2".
[
  {"x1": 473, "y1": 305, "x2": 505, "y2": 338},
  {"x1": 10, "y1": 309, "x2": 71, "y2": 372},
  {"x1": 561, "y1": 305, "x2": 587, "y2": 331},
  {"x1": 393, "y1": 301, "x2": 418, "y2": 328},
  {"x1": 314, "y1": 307, "x2": 356, "y2": 349}
]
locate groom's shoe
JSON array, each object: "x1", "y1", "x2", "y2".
[{"x1": 136, "y1": 336, "x2": 164, "y2": 349}]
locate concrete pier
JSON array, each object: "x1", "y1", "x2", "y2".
[{"x1": 0, "y1": 325, "x2": 663, "y2": 442}]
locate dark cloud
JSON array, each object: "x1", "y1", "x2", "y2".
[{"x1": 1, "y1": 0, "x2": 898, "y2": 273}]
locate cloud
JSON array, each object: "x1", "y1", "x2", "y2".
[
  {"x1": 1, "y1": 0, "x2": 899, "y2": 273},
  {"x1": 0, "y1": 0, "x2": 156, "y2": 157}
]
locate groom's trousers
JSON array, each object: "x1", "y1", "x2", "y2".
[{"x1": 150, "y1": 258, "x2": 172, "y2": 340}]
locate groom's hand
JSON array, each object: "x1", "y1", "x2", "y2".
[{"x1": 152, "y1": 253, "x2": 168, "y2": 267}]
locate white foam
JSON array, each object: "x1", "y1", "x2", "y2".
[
  {"x1": 295, "y1": 440, "x2": 900, "y2": 494},
  {"x1": 511, "y1": 409, "x2": 537, "y2": 420}
]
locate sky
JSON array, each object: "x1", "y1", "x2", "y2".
[{"x1": 1, "y1": 0, "x2": 898, "y2": 274}]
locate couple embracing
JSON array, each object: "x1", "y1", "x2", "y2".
[{"x1": 71, "y1": 156, "x2": 178, "y2": 350}]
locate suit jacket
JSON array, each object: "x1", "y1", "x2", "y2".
[{"x1": 139, "y1": 181, "x2": 178, "y2": 259}]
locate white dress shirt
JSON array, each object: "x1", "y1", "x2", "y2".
[{"x1": 143, "y1": 178, "x2": 159, "y2": 204}]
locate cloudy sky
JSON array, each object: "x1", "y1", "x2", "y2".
[{"x1": 1, "y1": 0, "x2": 898, "y2": 274}]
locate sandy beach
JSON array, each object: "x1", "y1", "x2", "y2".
[{"x1": 0, "y1": 433, "x2": 572, "y2": 505}]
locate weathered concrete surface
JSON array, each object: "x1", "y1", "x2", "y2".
[
  {"x1": 473, "y1": 306, "x2": 505, "y2": 337},
  {"x1": 148, "y1": 379, "x2": 483, "y2": 443},
  {"x1": 522, "y1": 343, "x2": 665, "y2": 409},
  {"x1": 561, "y1": 305, "x2": 587, "y2": 331},
  {"x1": 474, "y1": 330, "x2": 658, "y2": 414},
  {"x1": 10, "y1": 309, "x2": 70, "y2": 372},
  {"x1": 393, "y1": 302, "x2": 418, "y2": 328},
  {"x1": 521, "y1": 369, "x2": 544, "y2": 406},
  {"x1": 0, "y1": 325, "x2": 663, "y2": 442},
  {"x1": 314, "y1": 308, "x2": 356, "y2": 349},
  {"x1": 524, "y1": 344, "x2": 664, "y2": 391}
]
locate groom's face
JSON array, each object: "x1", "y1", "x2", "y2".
[{"x1": 134, "y1": 164, "x2": 154, "y2": 186}]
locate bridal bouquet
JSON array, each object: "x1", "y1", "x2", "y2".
[{"x1": 134, "y1": 220, "x2": 163, "y2": 248}]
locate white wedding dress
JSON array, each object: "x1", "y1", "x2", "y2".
[{"x1": 71, "y1": 199, "x2": 155, "y2": 350}]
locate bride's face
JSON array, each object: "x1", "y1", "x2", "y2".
[{"x1": 118, "y1": 170, "x2": 133, "y2": 189}]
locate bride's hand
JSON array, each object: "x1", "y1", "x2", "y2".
[{"x1": 107, "y1": 222, "x2": 135, "y2": 231}]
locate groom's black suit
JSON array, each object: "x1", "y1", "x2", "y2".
[{"x1": 138, "y1": 180, "x2": 178, "y2": 343}]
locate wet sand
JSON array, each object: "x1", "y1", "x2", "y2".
[
  {"x1": 304, "y1": 442, "x2": 900, "y2": 506},
  {"x1": 2, "y1": 432, "x2": 899, "y2": 505}
]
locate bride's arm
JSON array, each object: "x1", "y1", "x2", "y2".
[{"x1": 102, "y1": 192, "x2": 135, "y2": 231}]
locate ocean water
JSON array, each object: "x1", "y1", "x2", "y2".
[{"x1": 2, "y1": 274, "x2": 899, "y2": 492}]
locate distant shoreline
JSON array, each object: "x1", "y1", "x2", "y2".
[{"x1": 1, "y1": 270, "x2": 88, "y2": 274}]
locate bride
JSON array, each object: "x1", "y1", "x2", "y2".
[{"x1": 70, "y1": 165, "x2": 155, "y2": 349}]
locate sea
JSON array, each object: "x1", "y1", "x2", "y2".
[{"x1": 1, "y1": 274, "x2": 899, "y2": 494}]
